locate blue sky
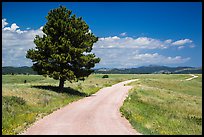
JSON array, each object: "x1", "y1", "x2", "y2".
[{"x1": 2, "y1": 2, "x2": 202, "y2": 68}]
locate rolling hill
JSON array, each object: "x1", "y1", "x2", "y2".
[
  {"x1": 94, "y1": 65, "x2": 202, "y2": 74},
  {"x1": 2, "y1": 65, "x2": 202, "y2": 75}
]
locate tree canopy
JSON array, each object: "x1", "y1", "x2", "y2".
[{"x1": 26, "y1": 6, "x2": 100, "y2": 91}]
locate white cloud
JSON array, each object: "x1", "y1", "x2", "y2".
[
  {"x1": 85, "y1": 29, "x2": 92, "y2": 35},
  {"x1": 94, "y1": 36, "x2": 194, "y2": 51},
  {"x1": 2, "y1": 19, "x2": 44, "y2": 67},
  {"x1": 3, "y1": 21, "x2": 29, "y2": 34},
  {"x1": 3, "y1": 23, "x2": 20, "y2": 32},
  {"x1": 178, "y1": 46, "x2": 185, "y2": 49},
  {"x1": 10, "y1": 23, "x2": 20, "y2": 31},
  {"x1": 92, "y1": 36, "x2": 193, "y2": 68},
  {"x1": 92, "y1": 46, "x2": 190, "y2": 68},
  {"x1": 172, "y1": 39, "x2": 193, "y2": 46},
  {"x1": 16, "y1": 29, "x2": 28, "y2": 34},
  {"x1": 99, "y1": 36, "x2": 120, "y2": 41},
  {"x1": 120, "y1": 32, "x2": 127, "y2": 36},
  {"x1": 95, "y1": 36, "x2": 170, "y2": 49},
  {"x1": 2, "y1": 19, "x2": 193, "y2": 68},
  {"x1": 2, "y1": 18, "x2": 8, "y2": 28},
  {"x1": 164, "y1": 39, "x2": 172, "y2": 44},
  {"x1": 40, "y1": 26, "x2": 43, "y2": 30},
  {"x1": 132, "y1": 53, "x2": 190, "y2": 65}
]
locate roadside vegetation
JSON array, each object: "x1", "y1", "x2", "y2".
[
  {"x1": 120, "y1": 74, "x2": 202, "y2": 135},
  {"x1": 2, "y1": 74, "x2": 136, "y2": 135}
]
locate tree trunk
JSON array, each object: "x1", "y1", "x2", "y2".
[{"x1": 59, "y1": 78, "x2": 65, "y2": 92}]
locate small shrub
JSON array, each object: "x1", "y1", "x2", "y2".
[
  {"x1": 77, "y1": 83, "x2": 83, "y2": 91},
  {"x1": 3, "y1": 96, "x2": 26, "y2": 106},
  {"x1": 40, "y1": 95, "x2": 51, "y2": 107},
  {"x1": 102, "y1": 75, "x2": 109, "y2": 78},
  {"x1": 14, "y1": 96, "x2": 26, "y2": 105}
]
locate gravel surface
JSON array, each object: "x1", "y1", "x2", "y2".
[{"x1": 21, "y1": 79, "x2": 141, "y2": 135}]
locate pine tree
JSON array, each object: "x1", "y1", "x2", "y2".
[{"x1": 26, "y1": 6, "x2": 100, "y2": 92}]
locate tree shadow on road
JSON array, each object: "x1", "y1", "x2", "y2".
[{"x1": 32, "y1": 85, "x2": 88, "y2": 97}]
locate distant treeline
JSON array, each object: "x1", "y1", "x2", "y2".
[
  {"x1": 2, "y1": 66, "x2": 37, "y2": 75},
  {"x1": 2, "y1": 65, "x2": 202, "y2": 75},
  {"x1": 94, "y1": 65, "x2": 202, "y2": 74}
]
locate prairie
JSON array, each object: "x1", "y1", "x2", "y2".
[
  {"x1": 2, "y1": 74, "x2": 202, "y2": 135},
  {"x1": 2, "y1": 74, "x2": 136, "y2": 135},
  {"x1": 120, "y1": 74, "x2": 202, "y2": 135}
]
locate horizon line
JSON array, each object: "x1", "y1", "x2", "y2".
[{"x1": 2, "y1": 65, "x2": 202, "y2": 69}]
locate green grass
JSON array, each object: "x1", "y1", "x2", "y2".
[
  {"x1": 3, "y1": 74, "x2": 202, "y2": 135},
  {"x1": 2, "y1": 74, "x2": 136, "y2": 135},
  {"x1": 120, "y1": 74, "x2": 202, "y2": 135}
]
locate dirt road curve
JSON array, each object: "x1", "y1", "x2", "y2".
[
  {"x1": 186, "y1": 74, "x2": 198, "y2": 81},
  {"x1": 21, "y1": 79, "x2": 141, "y2": 135}
]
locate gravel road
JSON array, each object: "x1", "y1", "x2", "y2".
[{"x1": 21, "y1": 79, "x2": 141, "y2": 135}]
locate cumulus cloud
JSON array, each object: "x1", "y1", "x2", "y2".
[
  {"x1": 85, "y1": 29, "x2": 92, "y2": 35},
  {"x1": 95, "y1": 36, "x2": 168, "y2": 49},
  {"x1": 92, "y1": 35, "x2": 193, "y2": 68},
  {"x1": 94, "y1": 36, "x2": 194, "y2": 50},
  {"x1": 16, "y1": 29, "x2": 28, "y2": 34},
  {"x1": 2, "y1": 18, "x2": 193, "y2": 68},
  {"x1": 178, "y1": 46, "x2": 185, "y2": 50},
  {"x1": 132, "y1": 53, "x2": 190, "y2": 65},
  {"x1": 3, "y1": 23, "x2": 20, "y2": 32},
  {"x1": 120, "y1": 32, "x2": 127, "y2": 36},
  {"x1": 164, "y1": 39, "x2": 172, "y2": 44},
  {"x1": 2, "y1": 19, "x2": 44, "y2": 67},
  {"x1": 100, "y1": 36, "x2": 120, "y2": 41},
  {"x1": 40, "y1": 26, "x2": 43, "y2": 30},
  {"x1": 2, "y1": 18, "x2": 8, "y2": 28},
  {"x1": 92, "y1": 46, "x2": 191, "y2": 68},
  {"x1": 172, "y1": 39, "x2": 193, "y2": 46}
]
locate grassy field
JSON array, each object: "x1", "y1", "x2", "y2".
[
  {"x1": 120, "y1": 74, "x2": 202, "y2": 135},
  {"x1": 2, "y1": 74, "x2": 202, "y2": 135},
  {"x1": 2, "y1": 74, "x2": 136, "y2": 135}
]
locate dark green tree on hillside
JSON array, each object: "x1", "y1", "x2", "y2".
[{"x1": 26, "y1": 6, "x2": 100, "y2": 92}]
